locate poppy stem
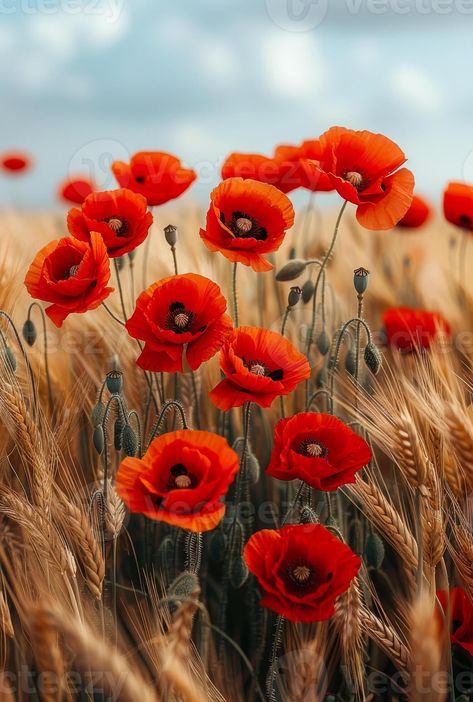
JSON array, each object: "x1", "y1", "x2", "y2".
[
  {"x1": 101, "y1": 302, "x2": 125, "y2": 327},
  {"x1": 171, "y1": 245, "x2": 178, "y2": 275},
  {"x1": 191, "y1": 371, "x2": 201, "y2": 429},
  {"x1": 27, "y1": 302, "x2": 53, "y2": 414},
  {"x1": 266, "y1": 614, "x2": 285, "y2": 702},
  {"x1": 114, "y1": 258, "x2": 128, "y2": 322},
  {"x1": 0, "y1": 310, "x2": 38, "y2": 414},
  {"x1": 232, "y1": 262, "x2": 239, "y2": 327}
]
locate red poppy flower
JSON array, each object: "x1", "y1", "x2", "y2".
[
  {"x1": 199, "y1": 178, "x2": 294, "y2": 272},
  {"x1": 1, "y1": 151, "x2": 31, "y2": 173},
  {"x1": 116, "y1": 429, "x2": 239, "y2": 532},
  {"x1": 244, "y1": 524, "x2": 360, "y2": 623},
  {"x1": 209, "y1": 326, "x2": 310, "y2": 410},
  {"x1": 221, "y1": 151, "x2": 302, "y2": 194},
  {"x1": 59, "y1": 176, "x2": 95, "y2": 205},
  {"x1": 303, "y1": 127, "x2": 415, "y2": 230},
  {"x1": 437, "y1": 588, "x2": 473, "y2": 656},
  {"x1": 443, "y1": 182, "x2": 473, "y2": 231},
  {"x1": 383, "y1": 306, "x2": 451, "y2": 353},
  {"x1": 126, "y1": 273, "x2": 233, "y2": 373},
  {"x1": 67, "y1": 188, "x2": 153, "y2": 258},
  {"x1": 24, "y1": 232, "x2": 113, "y2": 327},
  {"x1": 111, "y1": 151, "x2": 196, "y2": 207},
  {"x1": 274, "y1": 141, "x2": 334, "y2": 192},
  {"x1": 397, "y1": 194, "x2": 431, "y2": 229},
  {"x1": 267, "y1": 412, "x2": 371, "y2": 491}
]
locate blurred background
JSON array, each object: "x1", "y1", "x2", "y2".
[{"x1": 1, "y1": 0, "x2": 472, "y2": 208}]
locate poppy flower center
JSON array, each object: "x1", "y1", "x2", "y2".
[
  {"x1": 345, "y1": 171, "x2": 364, "y2": 189},
  {"x1": 460, "y1": 214, "x2": 472, "y2": 228},
  {"x1": 221, "y1": 211, "x2": 268, "y2": 241},
  {"x1": 281, "y1": 558, "x2": 317, "y2": 595},
  {"x1": 106, "y1": 216, "x2": 129, "y2": 237},
  {"x1": 297, "y1": 438, "x2": 328, "y2": 458},
  {"x1": 243, "y1": 358, "x2": 284, "y2": 381},
  {"x1": 166, "y1": 302, "x2": 195, "y2": 334},
  {"x1": 66, "y1": 264, "x2": 80, "y2": 278},
  {"x1": 135, "y1": 175, "x2": 145, "y2": 184},
  {"x1": 168, "y1": 464, "x2": 194, "y2": 490}
]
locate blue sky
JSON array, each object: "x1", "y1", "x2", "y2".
[{"x1": 1, "y1": 0, "x2": 473, "y2": 208}]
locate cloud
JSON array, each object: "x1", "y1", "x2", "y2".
[
  {"x1": 391, "y1": 65, "x2": 444, "y2": 112},
  {"x1": 262, "y1": 32, "x2": 327, "y2": 100}
]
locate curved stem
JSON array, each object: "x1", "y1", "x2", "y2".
[
  {"x1": 328, "y1": 317, "x2": 372, "y2": 404},
  {"x1": 114, "y1": 258, "x2": 128, "y2": 322},
  {"x1": 27, "y1": 302, "x2": 53, "y2": 413},
  {"x1": 0, "y1": 310, "x2": 38, "y2": 412},
  {"x1": 146, "y1": 400, "x2": 188, "y2": 447},
  {"x1": 101, "y1": 302, "x2": 125, "y2": 327},
  {"x1": 232, "y1": 262, "x2": 239, "y2": 327}
]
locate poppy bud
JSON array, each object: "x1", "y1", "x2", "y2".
[
  {"x1": 106, "y1": 370, "x2": 123, "y2": 395},
  {"x1": 316, "y1": 367, "x2": 327, "y2": 388},
  {"x1": 230, "y1": 557, "x2": 249, "y2": 589},
  {"x1": 300, "y1": 506, "x2": 319, "y2": 524},
  {"x1": 93, "y1": 425, "x2": 104, "y2": 454},
  {"x1": 288, "y1": 246, "x2": 296, "y2": 260},
  {"x1": 364, "y1": 342, "x2": 382, "y2": 375},
  {"x1": 246, "y1": 452, "x2": 260, "y2": 484},
  {"x1": 122, "y1": 424, "x2": 137, "y2": 457},
  {"x1": 164, "y1": 224, "x2": 177, "y2": 247},
  {"x1": 1, "y1": 347, "x2": 16, "y2": 373},
  {"x1": 287, "y1": 286, "x2": 302, "y2": 308},
  {"x1": 301, "y1": 279, "x2": 315, "y2": 303},
  {"x1": 316, "y1": 330, "x2": 330, "y2": 356},
  {"x1": 114, "y1": 415, "x2": 124, "y2": 451},
  {"x1": 128, "y1": 250, "x2": 136, "y2": 262},
  {"x1": 353, "y1": 267, "x2": 370, "y2": 295},
  {"x1": 115, "y1": 256, "x2": 125, "y2": 272},
  {"x1": 92, "y1": 401, "x2": 105, "y2": 427},
  {"x1": 276, "y1": 259, "x2": 307, "y2": 282},
  {"x1": 168, "y1": 571, "x2": 200, "y2": 600},
  {"x1": 365, "y1": 532, "x2": 385, "y2": 569},
  {"x1": 208, "y1": 529, "x2": 227, "y2": 563},
  {"x1": 22, "y1": 319, "x2": 37, "y2": 346},
  {"x1": 345, "y1": 349, "x2": 356, "y2": 376}
]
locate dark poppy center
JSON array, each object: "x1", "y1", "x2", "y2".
[
  {"x1": 165, "y1": 302, "x2": 195, "y2": 333},
  {"x1": 242, "y1": 357, "x2": 284, "y2": 381},
  {"x1": 105, "y1": 216, "x2": 129, "y2": 238},
  {"x1": 63, "y1": 264, "x2": 80, "y2": 279},
  {"x1": 168, "y1": 464, "x2": 195, "y2": 490},
  {"x1": 135, "y1": 175, "x2": 146, "y2": 184},
  {"x1": 281, "y1": 558, "x2": 317, "y2": 596},
  {"x1": 220, "y1": 210, "x2": 268, "y2": 241},
  {"x1": 297, "y1": 438, "x2": 328, "y2": 458},
  {"x1": 344, "y1": 170, "x2": 365, "y2": 190},
  {"x1": 460, "y1": 214, "x2": 472, "y2": 228}
]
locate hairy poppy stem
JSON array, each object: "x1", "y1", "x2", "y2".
[
  {"x1": 266, "y1": 614, "x2": 285, "y2": 702},
  {"x1": 232, "y1": 262, "x2": 239, "y2": 327},
  {"x1": 27, "y1": 302, "x2": 53, "y2": 414},
  {"x1": 171, "y1": 245, "x2": 178, "y2": 275},
  {"x1": 113, "y1": 258, "x2": 128, "y2": 322}
]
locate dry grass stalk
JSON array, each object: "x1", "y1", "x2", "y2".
[
  {"x1": 29, "y1": 607, "x2": 65, "y2": 702},
  {"x1": 332, "y1": 578, "x2": 365, "y2": 700},
  {"x1": 408, "y1": 594, "x2": 446, "y2": 702},
  {"x1": 103, "y1": 480, "x2": 126, "y2": 540},
  {"x1": 0, "y1": 590, "x2": 14, "y2": 639},
  {"x1": 54, "y1": 492, "x2": 105, "y2": 600},
  {"x1": 444, "y1": 402, "x2": 473, "y2": 492},
  {"x1": 361, "y1": 608, "x2": 410, "y2": 673},
  {"x1": 449, "y1": 521, "x2": 473, "y2": 599},
  {"x1": 0, "y1": 672, "x2": 15, "y2": 701},
  {"x1": 283, "y1": 635, "x2": 326, "y2": 702}
]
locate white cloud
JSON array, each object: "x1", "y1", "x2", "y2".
[
  {"x1": 200, "y1": 42, "x2": 238, "y2": 83},
  {"x1": 391, "y1": 65, "x2": 444, "y2": 112},
  {"x1": 262, "y1": 32, "x2": 327, "y2": 100}
]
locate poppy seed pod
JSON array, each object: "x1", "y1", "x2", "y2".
[
  {"x1": 365, "y1": 532, "x2": 385, "y2": 569},
  {"x1": 164, "y1": 224, "x2": 177, "y2": 247},
  {"x1": 168, "y1": 571, "x2": 200, "y2": 600},
  {"x1": 92, "y1": 401, "x2": 105, "y2": 427},
  {"x1": 93, "y1": 425, "x2": 104, "y2": 455},
  {"x1": 22, "y1": 319, "x2": 37, "y2": 346},
  {"x1": 300, "y1": 506, "x2": 319, "y2": 524},
  {"x1": 114, "y1": 415, "x2": 124, "y2": 451},
  {"x1": 301, "y1": 279, "x2": 315, "y2": 303},
  {"x1": 364, "y1": 342, "x2": 382, "y2": 375},
  {"x1": 122, "y1": 424, "x2": 137, "y2": 457},
  {"x1": 316, "y1": 330, "x2": 331, "y2": 356},
  {"x1": 2, "y1": 347, "x2": 16, "y2": 373},
  {"x1": 276, "y1": 259, "x2": 307, "y2": 281},
  {"x1": 345, "y1": 349, "x2": 356, "y2": 376},
  {"x1": 288, "y1": 286, "x2": 302, "y2": 308},
  {"x1": 115, "y1": 256, "x2": 125, "y2": 272},
  {"x1": 230, "y1": 557, "x2": 249, "y2": 589},
  {"x1": 353, "y1": 267, "x2": 370, "y2": 295},
  {"x1": 106, "y1": 370, "x2": 123, "y2": 395}
]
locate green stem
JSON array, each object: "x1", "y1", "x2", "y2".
[
  {"x1": 171, "y1": 245, "x2": 178, "y2": 275},
  {"x1": 101, "y1": 302, "x2": 125, "y2": 326},
  {"x1": 114, "y1": 258, "x2": 128, "y2": 322},
  {"x1": 27, "y1": 302, "x2": 53, "y2": 413},
  {"x1": 191, "y1": 371, "x2": 201, "y2": 429},
  {"x1": 232, "y1": 261, "x2": 239, "y2": 327}
]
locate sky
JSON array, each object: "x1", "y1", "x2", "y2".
[{"x1": 1, "y1": 0, "x2": 473, "y2": 208}]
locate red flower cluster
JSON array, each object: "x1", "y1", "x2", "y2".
[
  {"x1": 209, "y1": 326, "x2": 311, "y2": 410},
  {"x1": 126, "y1": 273, "x2": 233, "y2": 373},
  {"x1": 244, "y1": 524, "x2": 360, "y2": 622},
  {"x1": 67, "y1": 188, "x2": 153, "y2": 258},
  {"x1": 221, "y1": 150, "x2": 304, "y2": 194},
  {"x1": 267, "y1": 412, "x2": 372, "y2": 491},
  {"x1": 112, "y1": 151, "x2": 196, "y2": 207},
  {"x1": 24, "y1": 233, "x2": 113, "y2": 327},
  {"x1": 383, "y1": 306, "x2": 451, "y2": 353},
  {"x1": 437, "y1": 588, "x2": 473, "y2": 656},
  {"x1": 116, "y1": 429, "x2": 239, "y2": 532}
]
